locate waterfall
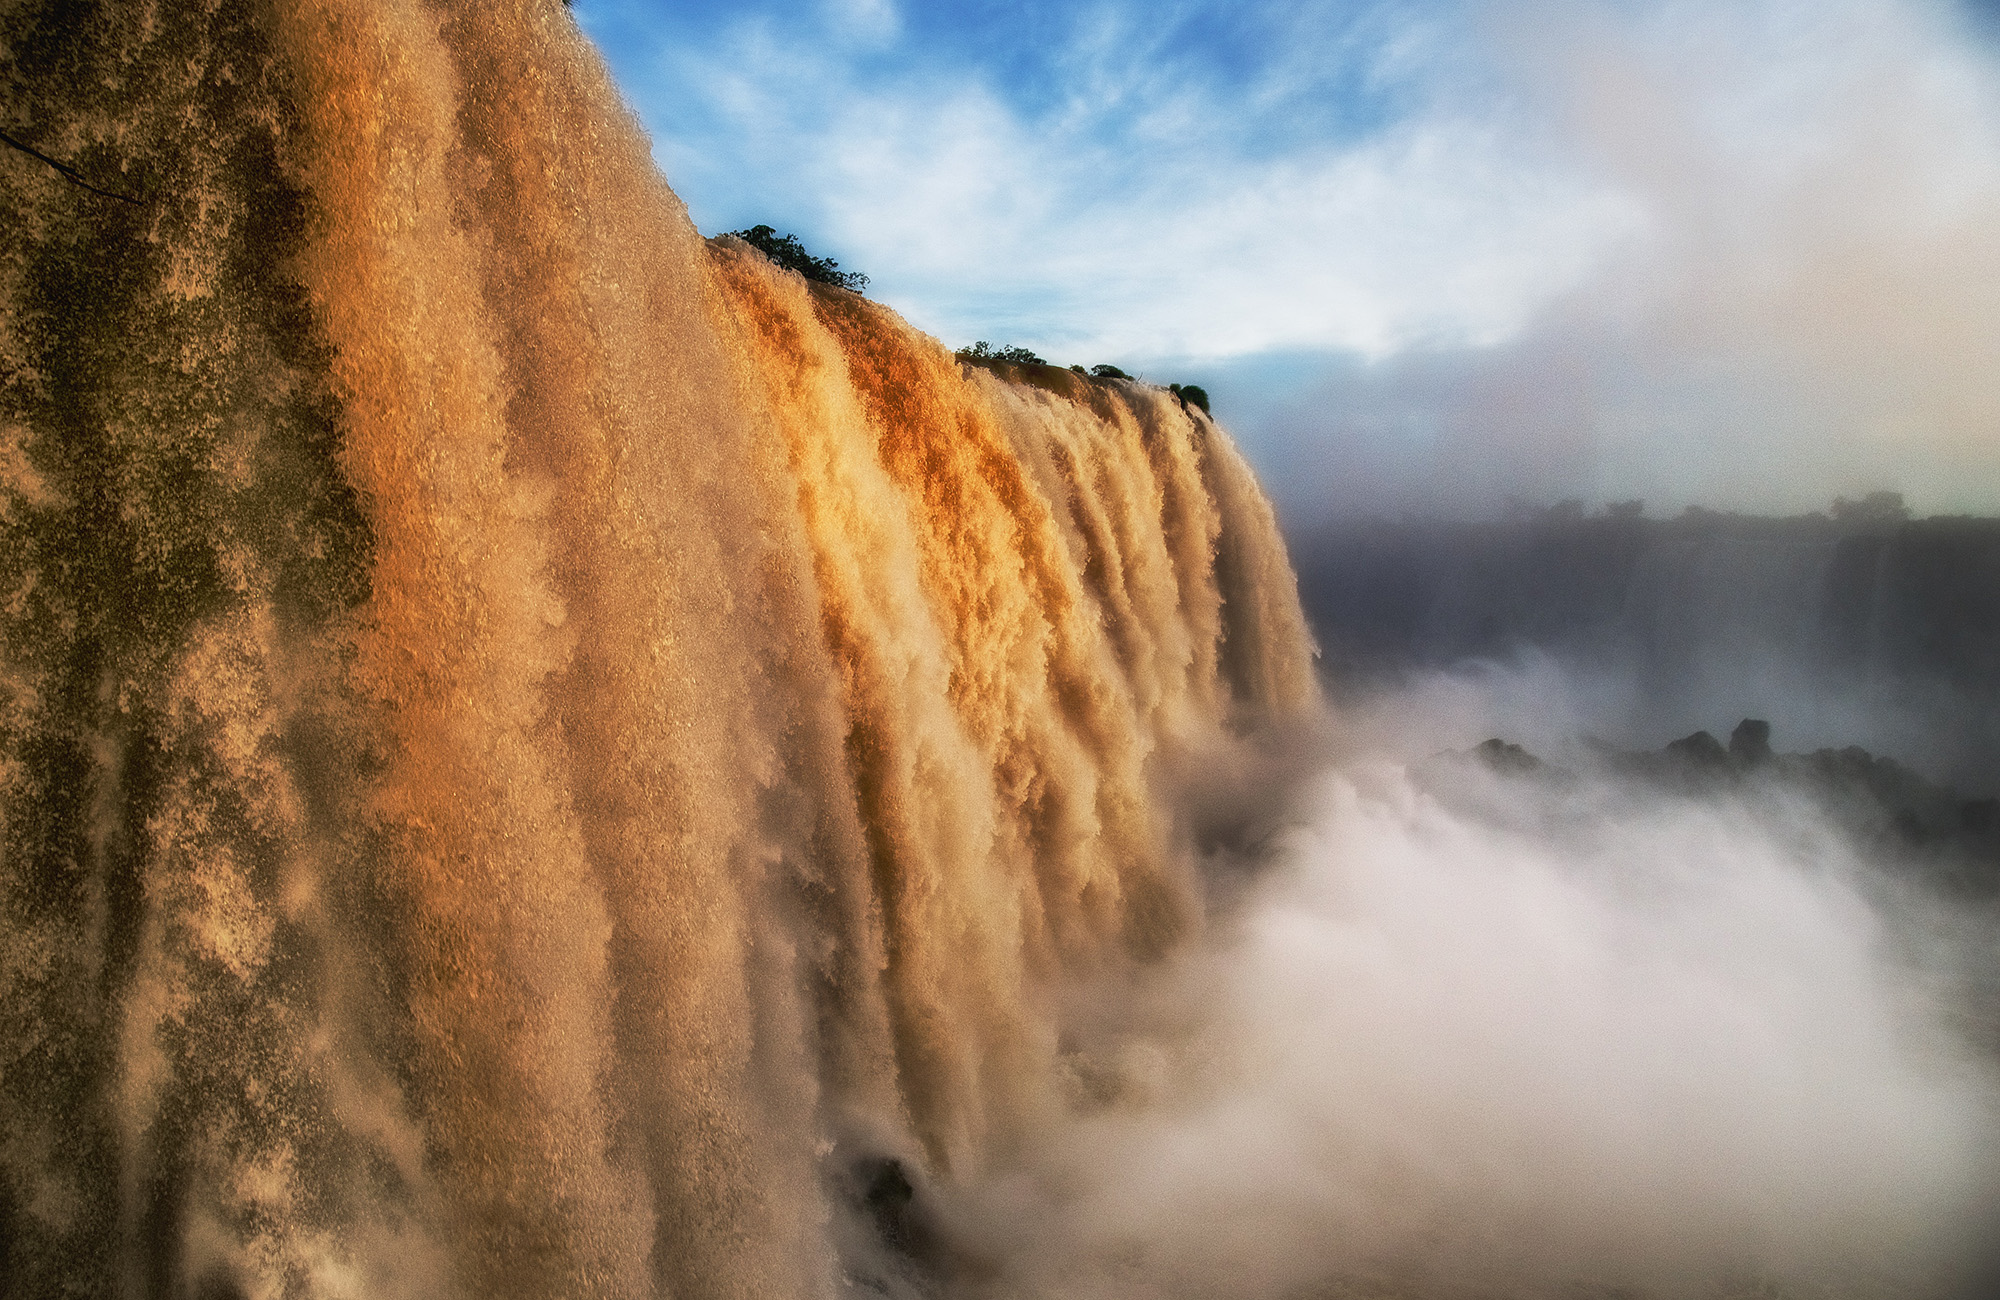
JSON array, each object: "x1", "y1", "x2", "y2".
[{"x1": 0, "y1": 2, "x2": 1315, "y2": 1294}]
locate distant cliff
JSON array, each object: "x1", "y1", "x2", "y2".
[{"x1": 1292, "y1": 512, "x2": 2000, "y2": 791}]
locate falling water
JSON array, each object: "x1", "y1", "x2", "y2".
[{"x1": 0, "y1": 2, "x2": 1316, "y2": 1295}]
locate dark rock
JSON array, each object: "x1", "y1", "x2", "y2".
[
  {"x1": 1666, "y1": 730, "x2": 1729, "y2": 766},
  {"x1": 1474, "y1": 738, "x2": 1542, "y2": 774},
  {"x1": 852, "y1": 1155, "x2": 935, "y2": 1266},
  {"x1": 1729, "y1": 718, "x2": 1773, "y2": 765}
]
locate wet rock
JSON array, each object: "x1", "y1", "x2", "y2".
[
  {"x1": 1666, "y1": 730, "x2": 1730, "y2": 767},
  {"x1": 852, "y1": 1155, "x2": 930, "y2": 1264},
  {"x1": 1474, "y1": 738, "x2": 1543, "y2": 774},
  {"x1": 1729, "y1": 718, "x2": 1773, "y2": 765}
]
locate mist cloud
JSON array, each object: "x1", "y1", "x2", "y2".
[{"x1": 943, "y1": 724, "x2": 2000, "y2": 1298}]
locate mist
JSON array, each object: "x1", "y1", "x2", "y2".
[{"x1": 887, "y1": 701, "x2": 2000, "y2": 1300}]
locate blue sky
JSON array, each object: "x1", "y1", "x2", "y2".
[{"x1": 574, "y1": 0, "x2": 2000, "y2": 520}]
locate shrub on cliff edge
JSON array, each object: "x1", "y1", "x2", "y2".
[{"x1": 728, "y1": 224, "x2": 868, "y2": 292}]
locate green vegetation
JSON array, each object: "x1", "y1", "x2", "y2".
[
  {"x1": 727, "y1": 224, "x2": 868, "y2": 292},
  {"x1": 953, "y1": 348, "x2": 1213, "y2": 417},
  {"x1": 957, "y1": 341, "x2": 1045, "y2": 364}
]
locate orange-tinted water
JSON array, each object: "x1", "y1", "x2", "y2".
[{"x1": 0, "y1": 3, "x2": 1313, "y2": 1293}]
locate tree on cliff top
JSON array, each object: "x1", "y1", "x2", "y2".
[
  {"x1": 958, "y1": 341, "x2": 1045, "y2": 364},
  {"x1": 727, "y1": 225, "x2": 868, "y2": 293}
]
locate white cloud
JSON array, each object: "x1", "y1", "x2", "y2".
[
  {"x1": 821, "y1": 0, "x2": 899, "y2": 46},
  {"x1": 832, "y1": 77, "x2": 1640, "y2": 362},
  {"x1": 630, "y1": 0, "x2": 1641, "y2": 360}
]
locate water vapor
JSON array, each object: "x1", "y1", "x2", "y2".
[{"x1": 948, "y1": 715, "x2": 2000, "y2": 1299}]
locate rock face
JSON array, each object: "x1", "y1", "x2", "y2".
[
  {"x1": 1667, "y1": 730, "x2": 1731, "y2": 767},
  {"x1": 1729, "y1": 719, "x2": 1773, "y2": 765},
  {"x1": 1290, "y1": 512, "x2": 2000, "y2": 793},
  {"x1": 1474, "y1": 737, "x2": 1542, "y2": 774}
]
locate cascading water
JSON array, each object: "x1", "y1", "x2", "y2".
[{"x1": 0, "y1": 2, "x2": 1316, "y2": 1295}]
